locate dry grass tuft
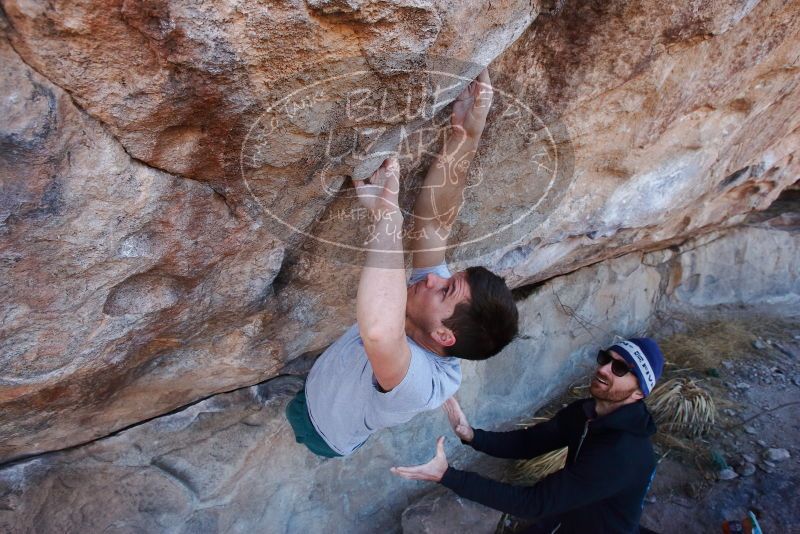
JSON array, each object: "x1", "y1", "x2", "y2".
[
  {"x1": 658, "y1": 316, "x2": 793, "y2": 372},
  {"x1": 647, "y1": 377, "x2": 716, "y2": 437},
  {"x1": 511, "y1": 447, "x2": 567, "y2": 483},
  {"x1": 659, "y1": 321, "x2": 750, "y2": 371}
]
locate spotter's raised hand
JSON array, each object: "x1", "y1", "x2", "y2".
[{"x1": 390, "y1": 436, "x2": 449, "y2": 482}]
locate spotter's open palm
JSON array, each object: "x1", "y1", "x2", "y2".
[{"x1": 390, "y1": 436, "x2": 449, "y2": 482}]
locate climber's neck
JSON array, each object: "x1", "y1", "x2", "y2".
[{"x1": 404, "y1": 319, "x2": 447, "y2": 357}]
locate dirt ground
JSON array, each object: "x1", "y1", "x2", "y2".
[
  {"x1": 501, "y1": 307, "x2": 800, "y2": 533},
  {"x1": 639, "y1": 309, "x2": 800, "y2": 533}
]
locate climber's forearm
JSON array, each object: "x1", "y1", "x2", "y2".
[
  {"x1": 409, "y1": 130, "x2": 480, "y2": 268},
  {"x1": 357, "y1": 209, "x2": 406, "y2": 340},
  {"x1": 413, "y1": 130, "x2": 479, "y2": 227}
]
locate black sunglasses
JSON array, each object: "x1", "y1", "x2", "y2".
[{"x1": 596, "y1": 350, "x2": 633, "y2": 377}]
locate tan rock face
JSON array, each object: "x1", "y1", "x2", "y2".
[
  {"x1": 0, "y1": 0, "x2": 541, "y2": 463},
  {"x1": 1, "y1": 0, "x2": 798, "y2": 464},
  {"x1": 0, "y1": 32, "x2": 295, "y2": 462},
  {"x1": 483, "y1": 0, "x2": 800, "y2": 283},
  {"x1": 1, "y1": 0, "x2": 537, "y2": 182}
]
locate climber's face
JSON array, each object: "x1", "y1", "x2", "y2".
[{"x1": 405, "y1": 271, "x2": 471, "y2": 349}]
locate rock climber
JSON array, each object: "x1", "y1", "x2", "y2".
[
  {"x1": 285, "y1": 69, "x2": 519, "y2": 457},
  {"x1": 391, "y1": 338, "x2": 665, "y2": 534}
]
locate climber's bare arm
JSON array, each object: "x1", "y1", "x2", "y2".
[
  {"x1": 410, "y1": 69, "x2": 493, "y2": 269},
  {"x1": 354, "y1": 158, "x2": 412, "y2": 392}
]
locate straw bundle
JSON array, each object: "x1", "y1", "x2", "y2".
[
  {"x1": 647, "y1": 377, "x2": 716, "y2": 437},
  {"x1": 513, "y1": 446, "x2": 567, "y2": 483}
]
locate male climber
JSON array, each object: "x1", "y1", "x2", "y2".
[{"x1": 285, "y1": 69, "x2": 520, "y2": 457}]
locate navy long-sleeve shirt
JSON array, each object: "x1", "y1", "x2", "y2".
[{"x1": 440, "y1": 399, "x2": 657, "y2": 534}]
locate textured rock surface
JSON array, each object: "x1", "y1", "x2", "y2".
[
  {"x1": 401, "y1": 488, "x2": 501, "y2": 534},
  {"x1": 1, "y1": 0, "x2": 537, "y2": 181},
  {"x1": 1, "y1": 218, "x2": 798, "y2": 533},
  {"x1": 1, "y1": 0, "x2": 799, "y2": 466},
  {"x1": 0, "y1": 33, "x2": 292, "y2": 462},
  {"x1": 485, "y1": 0, "x2": 800, "y2": 283}
]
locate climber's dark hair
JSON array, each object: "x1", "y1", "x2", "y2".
[{"x1": 443, "y1": 266, "x2": 519, "y2": 360}]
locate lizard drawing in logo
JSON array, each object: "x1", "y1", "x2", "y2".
[
  {"x1": 411, "y1": 72, "x2": 490, "y2": 242},
  {"x1": 316, "y1": 71, "x2": 491, "y2": 246}
]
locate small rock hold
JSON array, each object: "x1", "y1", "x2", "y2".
[
  {"x1": 735, "y1": 382, "x2": 751, "y2": 390},
  {"x1": 752, "y1": 339, "x2": 767, "y2": 350},
  {"x1": 743, "y1": 453, "x2": 757, "y2": 464},
  {"x1": 756, "y1": 440, "x2": 767, "y2": 447},
  {"x1": 744, "y1": 426, "x2": 757, "y2": 435},
  {"x1": 644, "y1": 495, "x2": 657, "y2": 504},
  {"x1": 736, "y1": 463, "x2": 756, "y2": 477},
  {"x1": 771, "y1": 341, "x2": 797, "y2": 358},
  {"x1": 718, "y1": 468, "x2": 738, "y2": 480},
  {"x1": 763, "y1": 448, "x2": 791, "y2": 462},
  {"x1": 685, "y1": 482, "x2": 704, "y2": 499},
  {"x1": 722, "y1": 360, "x2": 734, "y2": 370},
  {"x1": 758, "y1": 463, "x2": 774, "y2": 474},
  {"x1": 792, "y1": 376, "x2": 800, "y2": 387}
]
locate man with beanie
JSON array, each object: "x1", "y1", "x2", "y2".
[{"x1": 391, "y1": 338, "x2": 665, "y2": 534}]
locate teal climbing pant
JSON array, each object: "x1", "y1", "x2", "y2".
[{"x1": 285, "y1": 387, "x2": 342, "y2": 458}]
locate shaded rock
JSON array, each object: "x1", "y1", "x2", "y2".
[
  {"x1": 402, "y1": 488, "x2": 502, "y2": 534},
  {"x1": 736, "y1": 463, "x2": 756, "y2": 477},
  {"x1": 763, "y1": 448, "x2": 791, "y2": 462},
  {"x1": 0, "y1": 33, "x2": 290, "y2": 463},
  {"x1": 758, "y1": 462, "x2": 775, "y2": 474},
  {"x1": 718, "y1": 468, "x2": 738, "y2": 481},
  {"x1": 770, "y1": 341, "x2": 797, "y2": 359},
  {"x1": 685, "y1": 481, "x2": 705, "y2": 499}
]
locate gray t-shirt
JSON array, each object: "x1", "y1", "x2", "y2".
[{"x1": 305, "y1": 263, "x2": 462, "y2": 456}]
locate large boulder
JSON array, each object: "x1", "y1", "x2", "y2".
[
  {"x1": 1, "y1": 0, "x2": 798, "y2": 465},
  {"x1": 1, "y1": 213, "x2": 797, "y2": 533}
]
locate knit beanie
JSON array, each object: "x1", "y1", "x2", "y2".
[{"x1": 608, "y1": 337, "x2": 664, "y2": 396}]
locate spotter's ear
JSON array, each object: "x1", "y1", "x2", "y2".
[{"x1": 631, "y1": 389, "x2": 645, "y2": 401}]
